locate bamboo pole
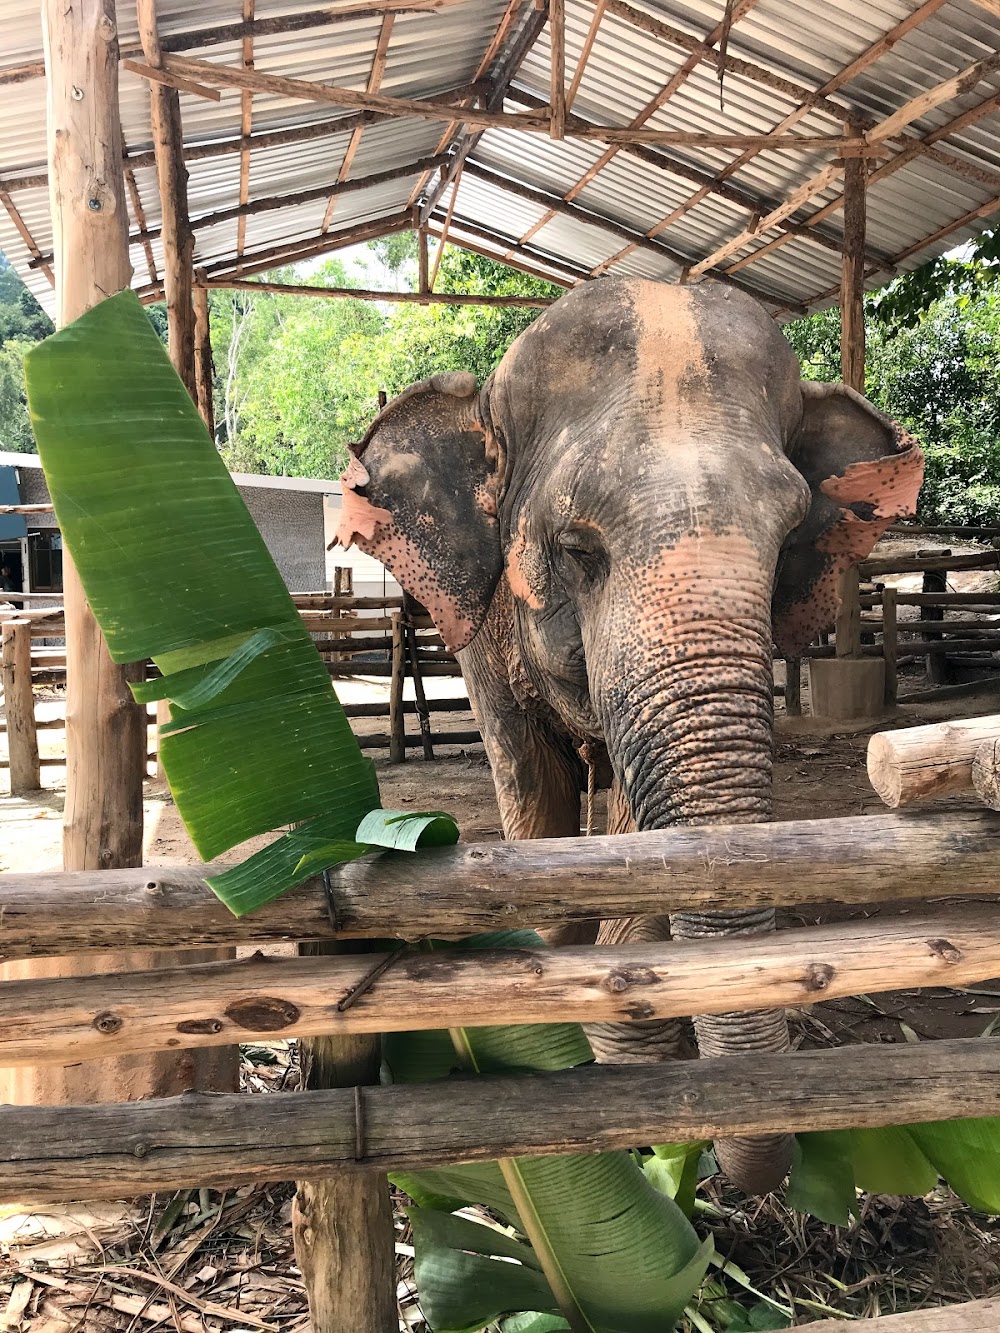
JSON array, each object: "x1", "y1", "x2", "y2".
[
  {"x1": 6, "y1": 0, "x2": 149, "y2": 1110},
  {"x1": 4, "y1": 809, "x2": 1000, "y2": 960},
  {"x1": 867, "y1": 715, "x2": 1000, "y2": 808},
  {"x1": 1, "y1": 1038, "x2": 998, "y2": 1205},
  {"x1": 1, "y1": 620, "x2": 40, "y2": 794},
  {"x1": 2, "y1": 904, "x2": 999, "y2": 1068}
]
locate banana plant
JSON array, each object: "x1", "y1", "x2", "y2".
[{"x1": 23, "y1": 291, "x2": 712, "y2": 1332}]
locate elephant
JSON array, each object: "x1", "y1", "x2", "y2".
[{"x1": 334, "y1": 277, "x2": 923, "y2": 1194}]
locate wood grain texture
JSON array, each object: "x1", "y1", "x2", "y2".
[
  {"x1": 293, "y1": 944, "x2": 396, "y2": 1333},
  {"x1": 3, "y1": 809, "x2": 1000, "y2": 960},
  {"x1": 972, "y1": 738, "x2": 1000, "y2": 810},
  {"x1": 2, "y1": 906, "x2": 998, "y2": 1068},
  {"x1": 1, "y1": 620, "x2": 40, "y2": 793},
  {"x1": 803, "y1": 1298, "x2": 1000, "y2": 1330},
  {"x1": 867, "y1": 716, "x2": 1000, "y2": 807},
  {"x1": 2, "y1": 1039, "x2": 998, "y2": 1204}
]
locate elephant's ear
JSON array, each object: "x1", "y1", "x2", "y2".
[
  {"x1": 334, "y1": 371, "x2": 503, "y2": 652},
  {"x1": 772, "y1": 381, "x2": 924, "y2": 657}
]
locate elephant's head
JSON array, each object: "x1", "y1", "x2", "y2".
[{"x1": 336, "y1": 279, "x2": 923, "y2": 1192}]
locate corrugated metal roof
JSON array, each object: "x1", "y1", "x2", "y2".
[{"x1": 2, "y1": 0, "x2": 1000, "y2": 317}]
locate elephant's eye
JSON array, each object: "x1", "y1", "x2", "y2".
[{"x1": 556, "y1": 528, "x2": 609, "y2": 588}]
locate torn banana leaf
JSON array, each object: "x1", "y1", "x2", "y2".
[{"x1": 24, "y1": 289, "x2": 386, "y2": 915}]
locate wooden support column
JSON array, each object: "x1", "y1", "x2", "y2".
[
  {"x1": 882, "y1": 586, "x2": 898, "y2": 706},
  {"x1": 389, "y1": 611, "x2": 406, "y2": 762},
  {"x1": 840, "y1": 123, "x2": 867, "y2": 393},
  {"x1": 783, "y1": 657, "x2": 801, "y2": 718},
  {"x1": 193, "y1": 278, "x2": 215, "y2": 437},
  {"x1": 293, "y1": 946, "x2": 396, "y2": 1333},
  {"x1": 2, "y1": 0, "x2": 149, "y2": 1107},
  {"x1": 1, "y1": 620, "x2": 40, "y2": 794},
  {"x1": 923, "y1": 562, "x2": 949, "y2": 685},
  {"x1": 138, "y1": 0, "x2": 196, "y2": 400},
  {"x1": 417, "y1": 225, "x2": 429, "y2": 302}
]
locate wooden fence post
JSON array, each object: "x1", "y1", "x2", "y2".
[
  {"x1": 293, "y1": 945, "x2": 396, "y2": 1333},
  {"x1": 882, "y1": 587, "x2": 898, "y2": 706},
  {"x1": 389, "y1": 611, "x2": 406, "y2": 763},
  {"x1": 783, "y1": 657, "x2": 801, "y2": 717},
  {"x1": 1, "y1": 620, "x2": 40, "y2": 794},
  {"x1": 835, "y1": 566, "x2": 862, "y2": 658},
  {"x1": 923, "y1": 563, "x2": 948, "y2": 685},
  {"x1": 193, "y1": 277, "x2": 215, "y2": 437}
]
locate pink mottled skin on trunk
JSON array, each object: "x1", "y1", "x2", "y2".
[{"x1": 773, "y1": 435, "x2": 924, "y2": 658}]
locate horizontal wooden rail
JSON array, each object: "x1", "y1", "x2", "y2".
[
  {"x1": 861, "y1": 551, "x2": 1000, "y2": 577},
  {"x1": 2, "y1": 906, "x2": 996, "y2": 1069},
  {"x1": 1, "y1": 810, "x2": 997, "y2": 959},
  {"x1": 1, "y1": 1039, "x2": 997, "y2": 1204},
  {"x1": 862, "y1": 594, "x2": 1000, "y2": 608},
  {"x1": 356, "y1": 729, "x2": 481, "y2": 750},
  {"x1": 805, "y1": 1299, "x2": 1000, "y2": 1330}
]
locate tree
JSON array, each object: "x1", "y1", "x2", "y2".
[{"x1": 0, "y1": 339, "x2": 35, "y2": 450}]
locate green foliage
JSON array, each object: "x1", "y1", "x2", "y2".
[
  {"x1": 213, "y1": 245, "x2": 559, "y2": 478},
  {"x1": 789, "y1": 1120, "x2": 1000, "y2": 1226},
  {"x1": 0, "y1": 253, "x2": 53, "y2": 345},
  {"x1": 388, "y1": 934, "x2": 712, "y2": 1332},
  {"x1": 784, "y1": 280, "x2": 1000, "y2": 525},
  {"x1": 0, "y1": 338, "x2": 35, "y2": 451}
]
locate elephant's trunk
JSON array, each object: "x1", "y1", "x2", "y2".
[{"x1": 594, "y1": 559, "x2": 793, "y2": 1195}]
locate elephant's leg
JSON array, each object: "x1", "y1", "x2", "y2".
[
  {"x1": 459, "y1": 605, "x2": 598, "y2": 948},
  {"x1": 588, "y1": 779, "x2": 689, "y2": 1060}
]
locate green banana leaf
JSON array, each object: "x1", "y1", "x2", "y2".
[
  {"x1": 23, "y1": 289, "x2": 454, "y2": 914},
  {"x1": 789, "y1": 1119, "x2": 1000, "y2": 1225},
  {"x1": 388, "y1": 933, "x2": 713, "y2": 1333}
]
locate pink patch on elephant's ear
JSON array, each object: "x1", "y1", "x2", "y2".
[
  {"x1": 773, "y1": 436, "x2": 924, "y2": 657},
  {"x1": 363, "y1": 521, "x2": 479, "y2": 653},
  {"x1": 333, "y1": 455, "x2": 393, "y2": 549}
]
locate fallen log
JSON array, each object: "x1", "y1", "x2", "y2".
[
  {"x1": 1, "y1": 809, "x2": 998, "y2": 959},
  {"x1": 867, "y1": 716, "x2": 1000, "y2": 808},
  {"x1": 1, "y1": 906, "x2": 996, "y2": 1068},
  {"x1": 1, "y1": 1039, "x2": 998, "y2": 1204}
]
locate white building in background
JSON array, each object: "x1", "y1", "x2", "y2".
[{"x1": 0, "y1": 450, "x2": 400, "y2": 600}]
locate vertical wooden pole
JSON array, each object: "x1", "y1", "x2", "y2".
[
  {"x1": 550, "y1": 0, "x2": 566, "y2": 140},
  {"x1": 193, "y1": 279, "x2": 215, "y2": 438},
  {"x1": 835, "y1": 566, "x2": 862, "y2": 659},
  {"x1": 389, "y1": 611, "x2": 406, "y2": 762},
  {"x1": 3, "y1": 0, "x2": 151, "y2": 1107},
  {"x1": 923, "y1": 564, "x2": 949, "y2": 685},
  {"x1": 787, "y1": 658, "x2": 802, "y2": 717},
  {"x1": 840, "y1": 125, "x2": 866, "y2": 395},
  {"x1": 882, "y1": 587, "x2": 898, "y2": 707},
  {"x1": 2, "y1": 620, "x2": 40, "y2": 794},
  {"x1": 417, "y1": 226, "x2": 429, "y2": 303},
  {"x1": 138, "y1": 0, "x2": 196, "y2": 401},
  {"x1": 292, "y1": 951, "x2": 396, "y2": 1333}
]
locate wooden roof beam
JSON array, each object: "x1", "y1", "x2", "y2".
[
  {"x1": 236, "y1": 0, "x2": 255, "y2": 258},
  {"x1": 596, "y1": 0, "x2": 951, "y2": 277},
  {"x1": 0, "y1": 0, "x2": 462, "y2": 87},
  {"x1": 717, "y1": 84, "x2": 1000, "y2": 287},
  {"x1": 690, "y1": 46, "x2": 1000, "y2": 283},
  {"x1": 0, "y1": 87, "x2": 481, "y2": 195},
  {"x1": 198, "y1": 211, "x2": 414, "y2": 281},
  {"x1": 321, "y1": 12, "x2": 395, "y2": 233},
  {"x1": 201, "y1": 277, "x2": 555, "y2": 307}
]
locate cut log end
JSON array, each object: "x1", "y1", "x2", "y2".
[
  {"x1": 866, "y1": 732, "x2": 904, "y2": 808},
  {"x1": 972, "y1": 738, "x2": 1000, "y2": 811}
]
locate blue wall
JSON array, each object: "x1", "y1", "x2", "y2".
[{"x1": 0, "y1": 466, "x2": 26, "y2": 540}]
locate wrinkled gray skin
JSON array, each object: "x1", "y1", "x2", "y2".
[{"x1": 337, "y1": 278, "x2": 922, "y2": 1194}]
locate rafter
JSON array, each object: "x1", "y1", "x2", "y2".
[
  {"x1": 710, "y1": 83, "x2": 1000, "y2": 285},
  {"x1": 594, "y1": 0, "x2": 951, "y2": 276},
  {"x1": 565, "y1": 0, "x2": 606, "y2": 114},
  {"x1": 322, "y1": 13, "x2": 395, "y2": 233},
  {"x1": 123, "y1": 165, "x2": 158, "y2": 284},
  {"x1": 689, "y1": 43, "x2": 1000, "y2": 283},
  {"x1": 199, "y1": 211, "x2": 414, "y2": 281},
  {"x1": 504, "y1": 0, "x2": 762, "y2": 261},
  {"x1": 0, "y1": 187, "x2": 53, "y2": 285}
]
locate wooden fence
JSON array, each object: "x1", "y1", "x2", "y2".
[{"x1": 1, "y1": 745, "x2": 999, "y2": 1330}]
